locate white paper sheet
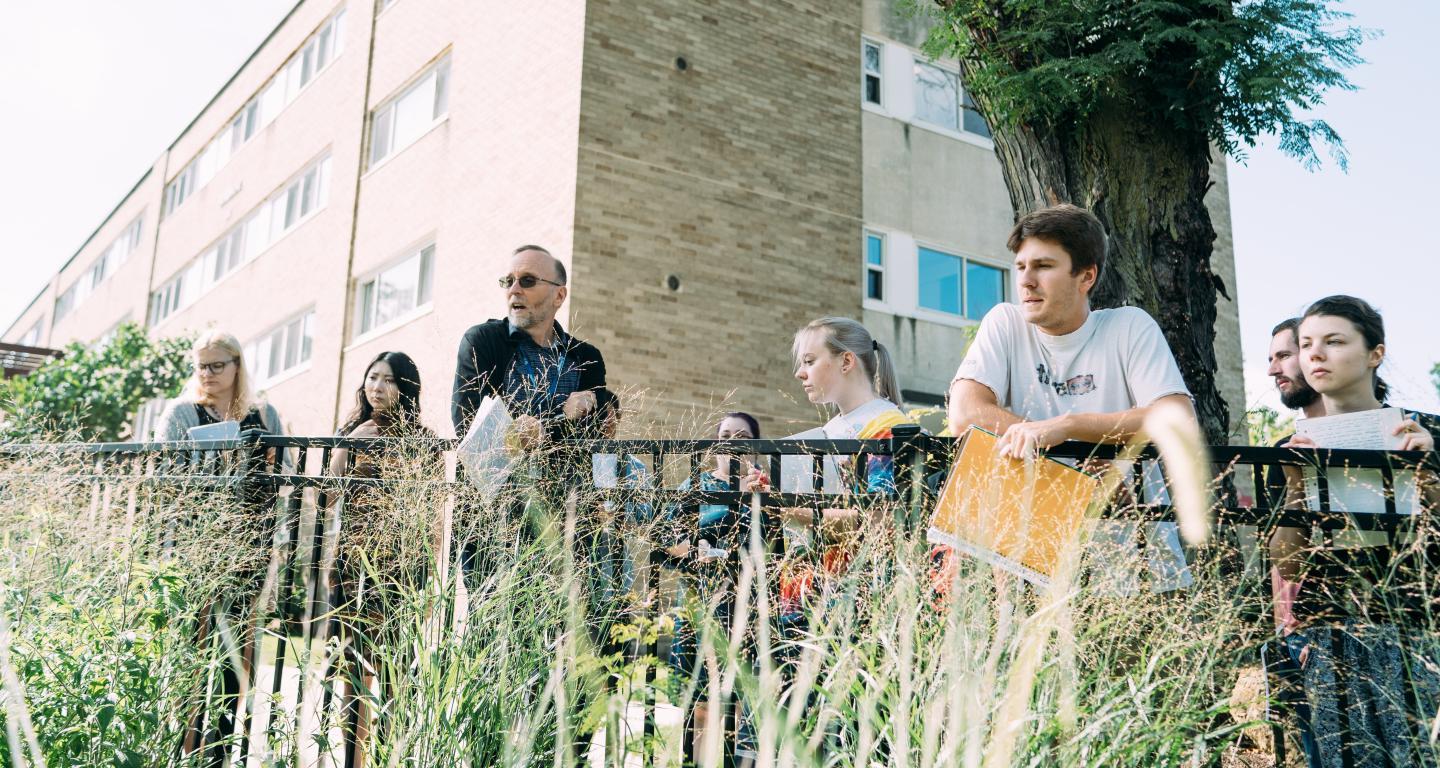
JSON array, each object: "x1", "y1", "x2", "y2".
[
  {"x1": 457, "y1": 397, "x2": 517, "y2": 500},
  {"x1": 187, "y1": 420, "x2": 240, "y2": 441},
  {"x1": 1295, "y1": 407, "x2": 1405, "y2": 450},
  {"x1": 1295, "y1": 407, "x2": 1421, "y2": 534}
]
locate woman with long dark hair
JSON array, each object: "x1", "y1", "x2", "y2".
[
  {"x1": 329, "y1": 351, "x2": 432, "y2": 477},
  {"x1": 1271, "y1": 295, "x2": 1439, "y2": 767},
  {"x1": 327, "y1": 351, "x2": 435, "y2": 768}
]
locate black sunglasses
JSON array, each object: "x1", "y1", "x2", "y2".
[{"x1": 498, "y1": 274, "x2": 564, "y2": 289}]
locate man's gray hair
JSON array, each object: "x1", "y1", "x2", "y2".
[{"x1": 512, "y1": 244, "x2": 566, "y2": 285}]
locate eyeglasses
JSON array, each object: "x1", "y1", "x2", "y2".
[
  {"x1": 195, "y1": 359, "x2": 236, "y2": 375},
  {"x1": 498, "y1": 274, "x2": 564, "y2": 290}
]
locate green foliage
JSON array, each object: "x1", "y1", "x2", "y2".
[
  {"x1": 0, "y1": 323, "x2": 192, "y2": 442},
  {"x1": 923, "y1": 0, "x2": 1373, "y2": 169},
  {"x1": 1432, "y1": 362, "x2": 1439, "y2": 401},
  {"x1": 1246, "y1": 405, "x2": 1293, "y2": 446},
  {"x1": 3, "y1": 564, "x2": 208, "y2": 768}
]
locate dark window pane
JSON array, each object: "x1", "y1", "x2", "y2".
[
  {"x1": 867, "y1": 269, "x2": 884, "y2": 301},
  {"x1": 962, "y1": 89, "x2": 991, "y2": 138},
  {"x1": 865, "y1": 75, "x2": 881, "y2": 104}
]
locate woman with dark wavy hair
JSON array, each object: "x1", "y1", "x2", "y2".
[{"x1": 1271, "y1": 295, "x2": 1439, "y2": 767}]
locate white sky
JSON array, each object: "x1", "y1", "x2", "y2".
[{"x1": 1, "y1": 0, "x2": 1435, "y2": 417}]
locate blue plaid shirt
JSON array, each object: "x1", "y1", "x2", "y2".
[{"x1": 503, "y1": 321, "x2": 582, "y2": 419}]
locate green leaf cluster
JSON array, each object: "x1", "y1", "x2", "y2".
[
  {"x1": 0, "y1": 323, "x2": 192, "y2": 443},
  {"x1": 2, "y1": 564, "x2": 203, "y2": 768},
  {"x1": 924, "y1": 0, "x2": 1373, "y2": 169}
]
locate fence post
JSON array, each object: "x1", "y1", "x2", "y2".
[{"x1": 890, "y1": 424, "x2": 924, "y2": 532}]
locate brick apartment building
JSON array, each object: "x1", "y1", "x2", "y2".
[{"x1": 2, "y1": 0, "x2": 1244, "y2": 439}]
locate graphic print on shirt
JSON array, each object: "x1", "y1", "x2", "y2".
[{"x1": 1035, "y1": 363, "x2": 1096, "y2": 397}]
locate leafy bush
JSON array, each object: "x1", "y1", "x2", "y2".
[{"x1": 0, "y1": 323, "x2": 191, "y2": 442}]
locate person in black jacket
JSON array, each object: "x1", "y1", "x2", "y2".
[{"x1": 451, "y1": 244, "x2": 614, "y2": 444}]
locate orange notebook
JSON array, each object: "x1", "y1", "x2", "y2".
[{"x1": 928, "y1": 426, "x2": 1101, "y2": 586}]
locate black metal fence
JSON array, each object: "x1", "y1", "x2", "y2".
[{"x1": 1, "y1": 432, "x2": 1435, "y2": 767}]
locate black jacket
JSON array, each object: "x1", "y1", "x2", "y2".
[{"x1": 451, "y1": 319, "x2": 614, "y2": 438}]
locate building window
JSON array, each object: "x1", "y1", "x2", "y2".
[
  {"x1": 163, "y1": 9, "x2": 345, "y2": 216},
  {"x1": 965, "y1": 260, "x2": 1006, "y2": 319},
  {"x1": 246, "y1": 310, "x2": 315, "y2": 387},
  {"x1": 862, "y1": 40, "x2": 882, "y2": 106},
  {"x1": 864, "y1": 231, "x2": 885, "y2": 301},
  {"x1": 357, "y1": 244, "x2": 435, "y2": 336},
  {"x1": 918, "y1": 245, "x2": 1006, "y2": 319},
  {"x1": 18, "y1": 319, "x2": 43, "y2": 347},
  {"x1": 912, "y1": 59, "x2": 990, "y2": 139},
  {"x1": 918, "y1": 246, "x2": 962, "y2": 315},
  {"x1": 151, "y1": 154, "x2": 331, "y2": 326},
  {"x1": 369, "y1": 56, "x2": 451, "y2": 167},
  {"x1": 55, "y1": 214, "x2": 145, "y2": 323}
]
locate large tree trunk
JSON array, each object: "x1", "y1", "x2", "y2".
[{"x1": 971, "y1": 91, "x2": 1231, "y2": 443}]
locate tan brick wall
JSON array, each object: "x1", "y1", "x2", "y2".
[{"x1": 571, "y1": 0, "x2": 864, "y2": 435}]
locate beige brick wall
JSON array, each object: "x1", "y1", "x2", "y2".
[{"x1": 571, "y1": 0, "x2": 864, "y2": 436}]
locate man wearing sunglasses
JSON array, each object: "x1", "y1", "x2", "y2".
[{"x1": 451, "y1": 244, "x2": 614, "y2": 448}]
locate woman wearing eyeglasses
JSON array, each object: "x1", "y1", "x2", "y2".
[
  {"x1": 160, "y1": 333, "x2": 284, "y2": 760},
  {"x1": 154, "y1": 330, "x2": 284, "y2": 441}
]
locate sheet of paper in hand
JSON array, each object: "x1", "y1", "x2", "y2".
[
  {"x1": 188, "y1": 420, "x2": 241, "y2": 441},
  {"x1": 928, "y1": 426, "x2": 1100, "y2": 586},
  {"x1": 458, "y1": 397, "x2": 517, "y2": 499},
  {"x1": 1296, "y1": 407, "x2": 1419, "y2": 520},
  {"x1": 1295, "y1": 407, "x2": 1405, "y2": 450}
]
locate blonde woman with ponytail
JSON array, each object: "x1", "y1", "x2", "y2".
[
  {"x1": 779, "y1": 317, "x2": 917, "y2": 620},
  {"x1": 154, "y1": 330, "x2": 283, "y2": 440}
]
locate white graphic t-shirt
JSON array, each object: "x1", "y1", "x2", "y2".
[
  {"x1": 955, "y1": 303, "x2": 1191, "y2": 418},
  {"x1": 955, "y1": 302, "x2": 1193, "y2": 593}
]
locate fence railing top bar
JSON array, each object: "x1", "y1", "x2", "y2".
[{"x1": 0, "y1": 435, "x2": 1434, "y2": 470}]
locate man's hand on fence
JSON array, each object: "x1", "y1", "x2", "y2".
[
  {"x1": 511, "y1": 414, "x2": 544, "y2": 451},
  {"x1": 562, "y1": 390, "x2": 597, "y2": 421},
  {"x1": 996, "y1": 416, "x2": 1070, "y2": 459}
]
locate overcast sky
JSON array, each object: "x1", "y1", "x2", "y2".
[{"x1": 1, "y1": 0, "x2": 1435, "y2": 417}]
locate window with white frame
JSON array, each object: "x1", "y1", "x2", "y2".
[
  {"x1": 18, "y1": 319, "x2": 43, "y2": 347},
  {"x1": 356, "y1": 244, "x2": 435, "y2": 336},
  {"x1": 864, "y1": 231, "x2": 885, "y2": 301},
  {"x1": 150, "y1": 154, "x2": 332, "y2": 326},
  {"x1": 911, "y1": 59, "x2": 990, "y2": 139},
  {"x1": 163, "y1": 9, "x2": 345, "y2": 216},
  {"x1": 917, "y1": 245, "x2": 1006, "y2": 320},
  {"x1": 53, "y1": 214, "x2": 144, "y2": 323},
  {"x1": 862, "y1": 39, "x2": 882, "y2": 106},
  {"x1": 246, "y1": 310, "x2": 315, "y2": 387},
  {"x1": 369, "y1": 56, "x2": 451, "y2": 167}
]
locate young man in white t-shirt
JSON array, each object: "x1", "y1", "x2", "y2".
[
  {"x1": 947, "y1": 203, "x2": 1194, "y2": 453},
  {"x1": 945, "y1": 204, "x2": 1197, "y2": 592}
]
